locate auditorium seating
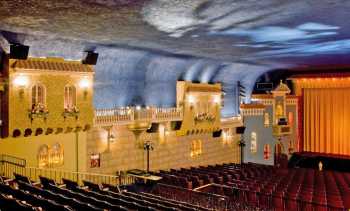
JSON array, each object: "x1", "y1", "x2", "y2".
[
  {"x1": 0, "y1": 173, "x2": 211, "y2": 211},
  {"x1": 289, "y1": 152, "x2": 350, "y2": 172},
  {"x1": 3, "y1": 163, "x2": 350, "y2": 210},
  {"x1": 155, "y1": 163, "x2": 350, "y2": 210}
]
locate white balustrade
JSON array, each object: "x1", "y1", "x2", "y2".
[{"x1": 94, "y1": 107, "x2": 183, "y2": 126}]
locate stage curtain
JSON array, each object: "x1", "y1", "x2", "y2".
[{"x1": 304, "y1": 88, "x2": 350, "y2": 154}]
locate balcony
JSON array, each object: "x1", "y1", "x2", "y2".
[
  {"x1": 221, "y1": 116, "x2": 243, "y2": 129},
  {"x1": 273, "y1": 125, "x2": 292, "y2": 136},
  {"x1": 94, "y1": 107, "x2": 183, "y2": 127}
]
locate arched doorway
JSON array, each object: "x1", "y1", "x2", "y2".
[{"x1": 274, "y1": 140, "x2": 288, "y2": 168}]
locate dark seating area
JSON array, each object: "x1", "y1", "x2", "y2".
[
  {"x1": 155, "y1": 162, "x2": 350, "y2": 210},
  {"x1": 0, "y1": 173, "x2": 210, "y2": 211},
  {"x1": 3, "y1": 162, "x2": 350, "y2": 210},
  {"x1": 289, "y1": 152, "x2": 350, "y2": 172}
]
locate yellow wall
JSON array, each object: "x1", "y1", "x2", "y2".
[
  {"x1": 176, "y1": 81, "x2": 222, "y2": 136},
  {"x1": 0, "y1": 57, "x2": 93, "y2": 172},
  {"x1": 0, "y1": 131, "x2": 87, "y2": 172},
  {"x1": 7, "y1": 58, "x2": 94, "y2": 136},
  {"x1": 86, "y1": 126, "x2": 240, "y2": 174}
]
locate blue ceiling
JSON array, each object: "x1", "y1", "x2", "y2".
[{"x1": 0, "y1": 0, "x2": 350, "y2": 117}]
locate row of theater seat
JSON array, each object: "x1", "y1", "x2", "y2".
[
  {"x1": 0, "y1": 173, "x2": 210, "y2": 211},
  {"x1": 155, "y1": 162, "x2": 350, "y2": 211}
]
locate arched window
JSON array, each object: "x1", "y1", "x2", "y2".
[
  {"x1": 190, "y1": 140, "x2": 202, "y2": 157},
  {"x1": 64, "y1": 85, "x2": 76, "y2": 110},
  {"x1": 51, "y1": 143, "x2": 64, "y2": 167},
  {"x1": 38, "y1": 145, "x2": 49, "y2": 168},
  {"x1": 264, "y1": 112, "x2": 270, "y2": 127},
  {"x1": 32, "y1": 84, "x2": 46, "y2": 107},
  {"x1": 250, "y1": 132, "x2": 257, "y2": 153},
  {"x1": 197, "y1": 140, "x2": 202, "y2": 155},
  {"x1": 264, "y1": 144, "x2": 271, "y2": 160}
]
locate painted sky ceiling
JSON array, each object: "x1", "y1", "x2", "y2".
[{"x1": 0, "y1": 0, "x2": 350, "y2": 116}]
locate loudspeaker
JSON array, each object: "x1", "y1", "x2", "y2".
[
  {"x1": 146, "y1": 123, "x2": 159, "y2": 133},
  {"x1": 171, "y1": 121, "x2": 182, "y2": 130},
  {"x1": 236, "y1": 126, "x2": 246, "y2": 134},
  {"x1": 212, "y1": 130, "x2": 222, "y2": 138},
  {"x1": 256, "y1": 82, "x2": 273, "y2": 91},
  {"x1": 10, "y1": 43, "x2": 29, "y2": 60},
  {"x1": 82, "y1": 51, "x2": 99, "y2": 65}
]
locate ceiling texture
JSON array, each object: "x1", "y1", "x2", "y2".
[{"x1": 0, "y1": 0, "x2": 350, "y2": 116}]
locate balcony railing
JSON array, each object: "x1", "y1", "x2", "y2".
[{"x1": 94, "y1": 107, "x2": 183, "y2": 126}]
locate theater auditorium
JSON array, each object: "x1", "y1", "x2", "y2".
[{"x1": 0, "y1": 1, "x2": 350, "y2": 210}]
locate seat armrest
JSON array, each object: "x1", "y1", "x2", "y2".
[
  {"x1": 58, "y1": 184, "x2": 66, "y2": 188},
  {"x1": 4, "y1": 178, "x2": 14, "y2": 183},
  {"x1": 81, "y1": 186, "x2": 89, "y2": 190},
  {"x1": 32, "y1": 181, "x2": 41, "y2": 186}
]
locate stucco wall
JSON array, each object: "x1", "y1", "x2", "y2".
[
  {"x1": 243, "y1": 112, "x2": 275, "y2": 165},
  {"x1": 0, "y1": 131, "x2": 87, "y2": 172},
  {"x1": 86, "y1": 126, "x2": 240, "y2": 174},
  {"x1": 7, "y1": 58, "x2": 94, "y2": 137}
]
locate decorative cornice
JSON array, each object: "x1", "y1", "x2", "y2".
[
  {"x1": 186, "y1": 86, "x2": 221, "y2": 93},
  {"x1": 292, "y1": 77, "x2": 350, "y2": 95},
  {"x1": 11, "y1": 58, "x2": 94, "y2": 73},
  {"x1": 240, "y1": 104, "x2": 265, "y2": 109},
  {"x1": 251, "y1": 94, "x2": 273, "y2": 99}
]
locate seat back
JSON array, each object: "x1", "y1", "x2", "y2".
[
  {"x1": 39, "y1": 176, "x2": 56, "y2": 188},
  {"x1": 62, "y1": 178, "x2": 79, "y2": 190},
  {"x1": 13, "y1": 173, "x2": 31, "y2": 184}
]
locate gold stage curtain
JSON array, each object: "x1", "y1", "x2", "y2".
[{"x1": 304, "y1": 88, "x2": 350, "y2": 154}]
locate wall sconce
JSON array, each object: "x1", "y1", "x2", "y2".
[
  {"x1": 13, "y1": 74, "x2": 29, "y2": 98},
  {"x1": 105, "y1": 127, "x2": 116, "y2": 152},
  {"x1": 108, "y1": 133, "x2": 116, "y2": 143},
  {"x1": 213, "y1": 95, "x2": 221, "y2": 105},
  {"x1": 187, "y1": 95, "x2": 195, "y2": 110},
  {"x1": 79, "y1": 76, "x2": 90, "y2": 99}
]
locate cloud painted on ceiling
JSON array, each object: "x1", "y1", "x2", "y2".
[
  {"x1": 142, "y1": 0, "x2": 309, "y2": 37},
  {"x1": 206, "y1": 22, "x2": 348, "y2": 57},
  {"x1": 211, "y1": 23, "x2": 339, "y2": 42}
]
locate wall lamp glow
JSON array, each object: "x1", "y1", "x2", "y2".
[
  {"x1": 187, "y1": 95, "x2": 195, "y2": 110},
  {"x1": 213, "y1": 95, "x2": 221, "y2": 104},
  {"x1": 79, "y1": 76, "x2": 90, "y2": 99},
  {"x1": 13, "y1": 75, "x2": 29, "y2": 98},
  {"x1": 187, "y1": 95, "x2": 195, "y2": 103}
]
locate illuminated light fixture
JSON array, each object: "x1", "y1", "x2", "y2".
[
  {"x1": 13, "y1": 74, "x2": 29, "y2": 98},
  {"x1": 136, "y1": 105, "x2": 141, "y2": 110},
  {"x1": 187, "y1": 95, "x2": 195, "y2": 110},
  {"x1": 14, "y1": 74, "x2": 29, "y2": 87},
  {"x1": 79, "y1": 76, "x2": 90, "y2": 99},
  {"x1": 108, "y1": 133, "x2": 116, "y2": 142},
  {"x1": 187, "y1": 95, "x2": 195, "y2": 104},
  {"x1": 79, "y1": 76, "x2": 90, "y2": 88},
  {"x1": 213, "y1": 95, "x2": 221, "y2": 104}
]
